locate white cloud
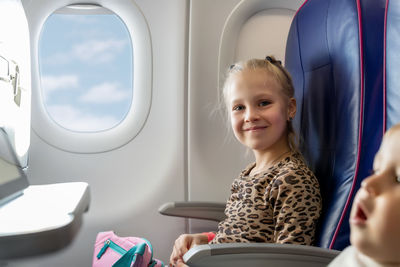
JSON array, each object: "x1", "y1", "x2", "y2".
[
  {"x1": 47, "y1": 104, "x2": 119, "y2": 132},
  {"x1": 72, "y1": 39, "x2": 127, "y2": 63},
  {"x1": 42, "y1": 38, "x2": 128, "y2": 66},
  {"x1": 41, "y1": 75, "x2": 79, "y2": 92},
  {"x1": 41, "y1": 52, "x2": 72, "y2": 66},
  {"x1": 79, "y1": 82, "x2": 130, "y2": 103}
]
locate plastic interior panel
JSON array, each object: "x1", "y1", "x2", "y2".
[
  {"x1": 0, "y1": 130, "x2": 29, "y2": 203},
  {"x1": 26, "y1": 0, "x2": 152, "y2": 153},
  {"x1": 234, "y1": 8, "x2": 295, "y2": 62},
  {"x1": 218, "y1": 0, "x2": 303, "y2": 91},
  {"x1": 0, "y1": 0, "x2": 31, "y2": 168},
  {"x1": 0, "y1": 182, "x2": 90, "y2": 259},
  {"x1": 183, "y1": 244, "x2": 340, "y2": 267},
  {"x1": 158, "y1": 202, "x2": 226, "y2": 222},
  {"x1": 0, "y1": 0, "x2": 31, "y2": 205}
]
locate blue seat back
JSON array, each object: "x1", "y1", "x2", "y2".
[{"x1": 285, "y1": 0, "x2": 387, "y2": 250}]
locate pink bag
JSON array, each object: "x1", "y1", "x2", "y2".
[{"x1": 92, "y1": 231, "x2": 164, "y2": 267}]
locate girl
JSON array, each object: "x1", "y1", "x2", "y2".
[
  {"x1": 329, "y1": 123, "x2": 400, "y2": 267},
  {"x1": 170, "y1": 56, "x2": 322, "y2": 266}
]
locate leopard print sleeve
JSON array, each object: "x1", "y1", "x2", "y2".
[{"x1": 269, "y1": 160, "x2": 322, "y2": 245}]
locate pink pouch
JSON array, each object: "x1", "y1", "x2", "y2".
[{"x1": 92, "y1": 231, "x2": 164, "y2": 267}]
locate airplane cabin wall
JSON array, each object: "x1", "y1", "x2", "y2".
[
  {"x1": 6, "y1": 0, "x2": 302, "y2": 266},
  {"x1": 9, "y1": 0, "x2": 188, "y2": 266}
]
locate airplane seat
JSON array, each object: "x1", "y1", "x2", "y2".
[
  {"x1": 285, "y1": 0, "x2": 363, "y2": 250},
  {"x1": 159, "y1": 0, "x2": 389, "y2": 265}
]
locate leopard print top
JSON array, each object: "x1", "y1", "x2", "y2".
[{"x1": 210, "y1": 151, "x2": 321, "y2": 245}]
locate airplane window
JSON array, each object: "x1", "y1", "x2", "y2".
[
  {"x1": 31, "y1": 2, "x2": 151, "y2": 153},
  {"x1": 39, "y1": 9, "x2": 133, "y2": 132}
]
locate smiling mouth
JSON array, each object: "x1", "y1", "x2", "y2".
[{"x1": 244, "y1": 126, "x2": 267, "y2": 131}]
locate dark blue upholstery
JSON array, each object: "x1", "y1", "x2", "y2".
[
  {"x1": 285, "y1": 0, "x2": 387, "y2": 250},
  {"x1": 333, "y1": 0, "x2": 386, "y2": 251}
]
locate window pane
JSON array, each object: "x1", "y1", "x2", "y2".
[{"x1": 39, "y1": 10, "x2": 133, "y2": 132}]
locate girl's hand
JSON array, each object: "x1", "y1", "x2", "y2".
[
  {"x1": 169, "y1": 233, "x2": 208, "y2": 266},
  {"x1": 175, "y1": 259, "x2": 189, "y2": 267}
]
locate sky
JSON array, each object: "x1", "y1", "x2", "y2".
[{"x1": 39, "y1": 13, "x2": 133, "y2": 132}]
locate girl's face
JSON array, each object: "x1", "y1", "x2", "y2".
[
  {"x1": 227, "y1": 69, "x2": 295, "y2": 154},
  {"x1": 350, "y1": 129, "x2": 400, "y2": 264}
]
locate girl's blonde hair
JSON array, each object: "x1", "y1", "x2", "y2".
[{"x1": 221, "y1": 56, "x2": 298, "y2": 151}]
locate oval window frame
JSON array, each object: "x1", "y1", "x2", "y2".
[{"x1": 28, "y1": 0, "x2": 152, "y2": 153}]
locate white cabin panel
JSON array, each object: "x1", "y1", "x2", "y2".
[
  {"x1": 235, "y1": 8, "x2": 296, "y2": 62},
  {"x1": 8, "y1": 0, "x2": 188, "y2": 266}
]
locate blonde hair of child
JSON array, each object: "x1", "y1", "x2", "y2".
[{"x1": 221, "y1": 56, "x2": 298, "y2": 151}]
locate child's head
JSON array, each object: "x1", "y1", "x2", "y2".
[
  {"x1": 350, "y1": 123, "x2": 400, "y2": 264},
  {"x1": 222, "y1": 56, "x2": 297, "y2": 152}
]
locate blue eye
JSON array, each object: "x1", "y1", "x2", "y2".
[
  {"x1": 259, "y1": 100, "x2": 271, "y2": 107},
  {"x1": 233, "y1": 105, "x2": 244, "y2": 111}
]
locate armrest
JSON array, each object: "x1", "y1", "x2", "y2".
[
  {"x1": 158, "y1": 201, "x2": 226, "y2": 222},
  {"x1": 183, "y1": 243, "x2": 340, "y2": 267}
]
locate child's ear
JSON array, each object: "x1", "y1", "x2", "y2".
[{"x1": 288, "y1": 98, "x2": 297, "y2": 119}]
